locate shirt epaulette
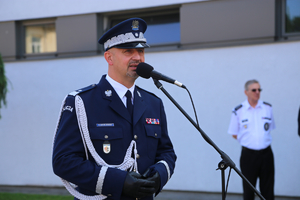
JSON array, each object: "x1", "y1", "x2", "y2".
[
  {"x1": 233, "y1": 104, "x2": 243, "y2": 115},
  {"x1": 69, "y1": 84, "x2": 96, "y2": 96},
  {"x1": 263, "y1": 101, "x2": 272, "y2": 107}
]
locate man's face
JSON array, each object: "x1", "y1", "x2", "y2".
[
  {"x1": 245, "y1": 83, "x2": 261, "y2": 103},
  {"x1": 106, "y1": 48, "x2": 145, "y2": 85}
]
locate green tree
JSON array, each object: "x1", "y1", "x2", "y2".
[{"x1": 0, "y1": 53, "x2": 8, "y2": 119}]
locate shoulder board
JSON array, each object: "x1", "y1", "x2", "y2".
[
  {"x1": 69, "y1": 84, "x2": 96, "y2": 96},
  {"x1": 136, "y1": 85, "x2": 158, "y2": 98},
  {"x1": 232, "y1": 104, "x2": 242, "y2": 115},
  {"x1": 263, "y1": 101, "x2": 272, "y2": 107},
  {"x1": 234, "y1": 104, "x2": 243, "y2": 111}
]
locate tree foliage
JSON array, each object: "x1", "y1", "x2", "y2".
[{"x1": 0, "y1": 53, "x2": 8, "y2": 119}]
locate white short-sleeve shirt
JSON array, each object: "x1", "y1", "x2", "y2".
[{"x1": 228, "y1": 100, "x2": 275, "y2": 150}]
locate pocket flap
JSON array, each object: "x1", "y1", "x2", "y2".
[
  {"x1": 89, "y1": 127, "x2": 123, "y2": 140},
  {"x1": 145, "y1": 125, "x2": 161, "y2": 138}
]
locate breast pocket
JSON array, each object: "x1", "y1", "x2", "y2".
[
  {"x1": 89, "y1": 127, "x2": 124, "y2": 164},
  {"x1": 240, "y1": 119, "x2": 249, "y2": 133},
  {"x1": 145, "y1": 125, "x2": 161, "y2": 159}
]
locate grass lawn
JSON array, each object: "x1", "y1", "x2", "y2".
[{"x1": 0, "y1": 193, "x2": 73, "y2": 200}]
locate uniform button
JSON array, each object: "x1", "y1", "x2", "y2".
[
  {"x1": 155, "y1": 133, "x2": 157, "y2": 137},
  {"x1": 136, "y1": 154, "x2": 140, "y2": 159},
  {"x1": 134, "y1": 135, "x2": 138, "y2": 140},
  {"x1": 104, "y1": 135, "x2": 108, "y2": 139}
]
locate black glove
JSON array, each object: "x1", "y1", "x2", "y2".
[
  {"x1": 122, "y1": 171, "x2": 156, "y2": 198},
  {"x1": 142, "y1": 169, "x2": 161, "y2": 195}
]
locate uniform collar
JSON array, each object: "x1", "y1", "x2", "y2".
[
  {"x1": 244, "y1": 99, "x2": 263, "y2": 109},
  {"x1": 106, "y1": 74, "x2": 135, "y2": 100}
]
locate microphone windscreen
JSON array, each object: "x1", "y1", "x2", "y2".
[{"x1": 136, "y1": 62, "x2": 153, "y2": 79}]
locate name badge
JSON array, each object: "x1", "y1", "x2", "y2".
[{"x1": 97, "y1": 123, "x2": 114, "y2": 127}]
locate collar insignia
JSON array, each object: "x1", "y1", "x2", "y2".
[
  {"x1": 137, "y1": 90, "x2": 141, "y2": 97},
  {"x1": 105, "y1": 90, "x2": 112, "y2": 97}
]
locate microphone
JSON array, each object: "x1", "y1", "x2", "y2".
[{"x1": 136, "y1": 62, "x2": 186, "y2": 88}]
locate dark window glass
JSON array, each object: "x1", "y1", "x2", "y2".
[
  {"x1": 110, "y1": 13, "x2": 180, "y2": 46},
  {"x1": 285, "y1": 0, "x2": 300, "y2": 33}
]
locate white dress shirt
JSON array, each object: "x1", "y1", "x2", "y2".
[
  {"x1": 106, "y1": 75, "x2": 134, "y2": 107},
  {"x1": 228, "y1": 100, "x2": 275, "y2": 150}
]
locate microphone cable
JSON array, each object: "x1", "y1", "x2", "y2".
[{"x1": 184, "y1": 86, "x2": 199, "y2": 127}]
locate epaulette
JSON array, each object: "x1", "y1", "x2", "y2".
[
  {"x1": 136, "y1": 85, "x2": 159, "y2": 98},
  {"x1": 263, "y1": 101, "x2": 272, "y2": 107},
  {"x1": 232, "y1": 104, "x2": 242, "y2": 115},
  {"x1": 69, "y1": 84, "x2": 96, "y2": 96},
  {"x1": 234, "y1": 104, "x2": 243, "y2": 111}
]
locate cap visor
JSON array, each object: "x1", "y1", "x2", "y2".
[{"x1": 113, "y1": 42, "x2": 150, "y2": 49}]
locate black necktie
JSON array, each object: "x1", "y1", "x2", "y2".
[{"x1": 125, "y1": 90, "x2": 133, "y2": 117}]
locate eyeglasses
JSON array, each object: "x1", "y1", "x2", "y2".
[{"x1": 251, "y1": 88, "x2": 262, "y2": 92}]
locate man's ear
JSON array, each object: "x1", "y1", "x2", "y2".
[{"x1": 104, "y1": 51, "x2": 113, "y2": 65}]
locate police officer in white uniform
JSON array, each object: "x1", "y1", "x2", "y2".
[{"x1": 228, "y1": 79, "x2": 275, "y2": 200}]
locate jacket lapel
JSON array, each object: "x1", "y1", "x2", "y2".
[
  {"x1": 133, "y1": 87, "x2": 147, "y2": 126},
  {"x1": 99, "y1": 76, "x2": 132, "y2": 124}
]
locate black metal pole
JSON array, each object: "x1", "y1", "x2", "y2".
[{"x1": 153, "y1": 79, "x2": 265, "y2": 200}]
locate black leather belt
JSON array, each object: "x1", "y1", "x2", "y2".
[{"x1": 242, "y1": 145, "x2": 271, "y2": 153}]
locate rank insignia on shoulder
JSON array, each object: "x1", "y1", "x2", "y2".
[
  {"x1": 69, "y1": 84, "x2": 96, "y2": 96},
  {"x1": 146, "y1": 118, "x2": 160, "y2": 125},
  {"x1": 62, "y1": 105, "x2": 73, "y2": 112},
  {"x1": 105, "y1": 90, "x2": 112, "y2": 97},
  {"x1": 263, "y1": 102, "x2": 272, "y2": 107}
]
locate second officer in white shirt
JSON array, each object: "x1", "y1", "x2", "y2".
[{"x1": 228, "y1": 79, "x2": 275, "y2": 200}]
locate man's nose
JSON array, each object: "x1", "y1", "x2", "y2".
[{"x1": 132, "y1": 50, "x2": 141, "y2": 60}]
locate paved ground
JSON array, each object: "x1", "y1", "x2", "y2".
[{"x1": 0, "y1": 185, "x2": 299, "y2": 200}]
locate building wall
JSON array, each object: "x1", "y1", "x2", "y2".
[
  {"x1": 180, "y1": 0, "x2": 275, "y2": 45},
  {"x1": 0, "y1": 0, "x2": 300, "y2": 198},
  {"x1": 0, "y1": 41, "x2": 300, "y2": 197}
]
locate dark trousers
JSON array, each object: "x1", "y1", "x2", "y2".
[{"x1": 240, "y1": 146, "x2": 274, "y2": 200}]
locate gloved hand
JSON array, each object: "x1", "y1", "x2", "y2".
[
  {"x1": 122, "y1": 171, "x2": 156, "y2": 198},
  {"x1": 142, "y1": 169, "x2": 161, "y2": 195}
]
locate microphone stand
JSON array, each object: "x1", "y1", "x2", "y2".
[{"x1": 152, "y1": 79, "x2": 265, "y2": 200}]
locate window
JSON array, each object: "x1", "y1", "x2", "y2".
[
  {"x1": 276, "y1": 0, "x2": 300, "y2": 40},
  {"x1": 23, "y1": 19, "x2": 57, "y2": 54},
  {"x1": 108, "y1": 8, "x2": 180, "y2": 47},
  {"x1": 285, "y1": 0, "x2": 300, "y2": 34}
]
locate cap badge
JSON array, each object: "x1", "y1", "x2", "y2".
[
  {"x1": 105, "y1": 90, "x2": 112, "y2": 97},
  {"x1": 132, "y1": 20, "x2": 139, "y2": 31}
]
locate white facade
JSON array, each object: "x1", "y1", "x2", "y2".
[{"x1": 0, "y1": 0, "x2": 300, "y2": 198}]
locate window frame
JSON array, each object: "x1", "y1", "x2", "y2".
[
  {"x1": 103, "y1": 6, "x2": 181, "y2": 51},
  {"x1": 276, "y1": 0, "x2": 300, "y2": 41},
  {"x1": 19, "y1": 18, "x2": 57, "y2": 59}
]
